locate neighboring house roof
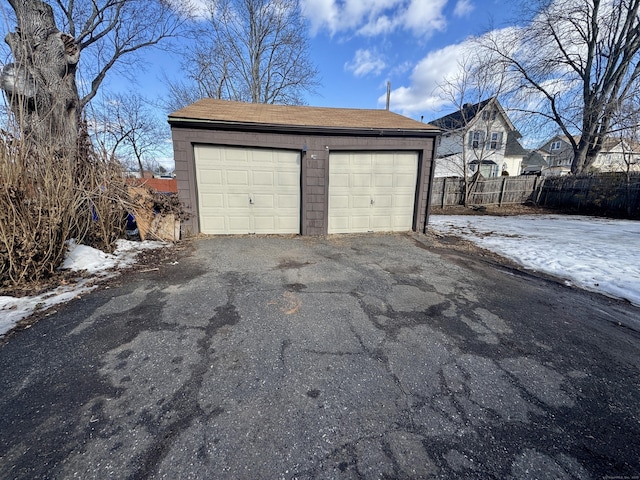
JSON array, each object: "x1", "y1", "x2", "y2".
[
  {"x1": 126, "y1": 178, "x2": 178, "y2": 193},
  {"x1": 538, "y1": 134, "x2": 640, "y2": 154},
  {"x1": 168, "y1": 98, "x2": 439, "y2": 134},
  {"x1": 504, "y1": 131, "x2": 528, "y2": 157},
  {"x1": 430, "y1": 98, "x2": 495, "y2": 130},
  {"x1": 523, "y1": 151, "x2": 548, "y2": 167},
  {"x1": 469, "y1": 159, "x2": 498, "y2": 165},
  {"x1": 429, "y1": 97, "x2": 516, "y2": 132}
]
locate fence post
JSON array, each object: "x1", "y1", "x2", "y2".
[
  {"x1": 535, "y1": 177, "x2": 545, "y2": 205},
  {"x1": 441, "y1": 178, "x2": 447, "y2": 208},
  {"x1": 498, "y1": 177, "x2": 507, "y2": 206}
]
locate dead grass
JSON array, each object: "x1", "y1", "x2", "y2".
[
  {"x1": 430, "y1": 203, "x2": 558, "y2": 216},
  {"x1": 0, "y1": 132, "x2": 132, "y2": 287}
]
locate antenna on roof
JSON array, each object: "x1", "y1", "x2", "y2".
[{"x1": 386, "y1": 81, "x2": 391, "y2": 111}]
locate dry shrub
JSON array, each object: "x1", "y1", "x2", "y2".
[{"x1": 0, "y1": 133, "x2": 132, "y2": 287}]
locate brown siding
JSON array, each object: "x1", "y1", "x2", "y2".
[{"x1": 171, "y1": 126, "x2": 436, "y2": 236}]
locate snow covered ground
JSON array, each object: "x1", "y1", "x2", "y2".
[
  {"x1": 429, "y1": 214, "x2": 640, "y2": 307},
  {"x1": 0, "y1": 239, "x2": 165, "y2": 338}
]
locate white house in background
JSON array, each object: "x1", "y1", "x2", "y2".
[
  {"x1": 535, "y1": 135, "x2": 640, "y2": 176},
  {"x1": 430, "y1": 98, "x2": 527, "y2": 178}
]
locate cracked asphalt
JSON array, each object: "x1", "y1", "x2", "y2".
[{"x1": 1, "y1": 233, "x2": 639, "y2": 479}]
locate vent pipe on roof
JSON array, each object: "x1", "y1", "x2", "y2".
[{"x1": 386, "y1": 81, "x2": 391, "y2": 111}]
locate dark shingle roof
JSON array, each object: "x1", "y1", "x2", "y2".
[
  {"x1": 505, "y1": 131, "x2": 528, "y2": 157},
  {"x1": 429, "y1": 98, "x2": 495, "y2": 130},
  {"x1": 169, "y1": 98, "x2": 439, "y2": 132}
]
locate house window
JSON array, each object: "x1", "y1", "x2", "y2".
[
  {"x1": 482, "y1": 110, "x2": 497, "y2": 121},
  {"x1": 551, "y1": 141, "x2": 561, "y2": 150},
  {"x1": 489, "y1": 132, "x2": 501, "y2": 149},
  {"x1": 471, "y1": 131, "x2": 482, "y2": 148}
]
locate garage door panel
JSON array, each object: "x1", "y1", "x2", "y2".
[
  {"x1": 373, "y1": 153, "x2": 394, "y2": 166},
  {"x1": 395, "y1": 154, "x2": 418, "y2": 167},
  {"x1": 374, "y1": 173, "x2": 393, "y2": 187},
  {"x1": 351, "y1": 216, "x2": 371, "y2": 231},
  {"x1": 200, "y1": 216, "x2": 226, "y2": 233},
  {"x1": 372, "y1": 215, "x2": 391, "y2": 229},
  {"x1": 226, "y1": 170, "x2": 250, "y2": 186},
  {"x1": 352, "y1": 173, "x2": 372, "y2": 187},
  {"x1": 253, "y1": 171, "x2": 274, "y2": 185},
  {"x1": 278, "y1": 172, "x2": 300, "y2": 186},
  {"x1": 253, "y1": 194, "x2": 275, "y2": 208},
  {"x1": 331, "y1": 173, "x2": 350, "y2": 187},
  {"x1": 278, "y1": 194, "x2": 299, "y2": 208},
  {"x1": 276, "y1": 216, "x2": 299, "y2": 230},
  {"x1": 394, "y1": 173, "x2": 417, "y2": 187},
  {"x1": 251, "y1": 150, "x2": 275, "y2": 162},
  {"x1": 254, "y1": 216, "x2": 276, "y2": 232},
  {"x1": 225, "y1": 149, "x2": 249, "y2": 163},
  {"x1": 199, "y1": 170, "x2": 223, "y2": 185},
  {"x1": 352, "y1": 155, "x2": 373, "y2": 167},
  {"x1": 330, "y1": 195, "x2": 349, "y2": 209},
  {"x1": 329, "y1": 151, "x2": 418, "y2": 234},
  {"x1": 226, "y1": 194, "x2": 249, "y2": 208},
  {"x1": 195, "y1": 145, "x2": 300, "y2": 234},
  {"x1": 375, "y1": 195, "x2": 392, "y2": 208},
  {"x1": 201, "y1": 193, "x2": 224, "y2": 208},
  {"x1": 394, "y1": 194, "x2": 415, "y2": 208},
  {"x1": 351, "y1": 195, "x2": 372, "y2": 208}
]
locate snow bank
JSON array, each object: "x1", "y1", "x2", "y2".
[
  {"x1": 430, "y1": 214, "x2": 640, "y2": 306},
  {"x1": 1, "y1": 240, "x2": 166, "y2": 337}
]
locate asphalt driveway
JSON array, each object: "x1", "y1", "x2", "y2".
[{"x1": 1, "y1": 233, "x2": 639, "y2": 479}]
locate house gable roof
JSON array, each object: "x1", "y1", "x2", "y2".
[
  {"x1": 168, "y1": 98, "x2": 439, "y2": 135},
  {"x1": 429, "y1": 97, "x2": 516, "y2": 132}
]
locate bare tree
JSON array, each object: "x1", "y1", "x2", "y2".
[
  {"x1": 1, "y1": 0, "x2": 188, "y2": 156},
  {"x1": 432, "y1": 56, "x2": 508, "y2": 205},
  {"x1": 166, "y1": 0, "x2": 319, "y2": 110},
  {"x1": 90, "y1": 92, "x2": 169, "y2": 176},
  {"x1": 482, "y1": 0, "x2": 640, "y2": 174}
]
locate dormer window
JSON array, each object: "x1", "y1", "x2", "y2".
[
  {"x1": 482, "y1": 109, "x2": 498, "y2": 121},
  {"x1": 551, "y1": 140, "x2": 561, "y2": 150}
]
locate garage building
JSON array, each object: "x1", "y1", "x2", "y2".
[{"x1": 169, "y1": 99, "x2": 439, "y2": 236}]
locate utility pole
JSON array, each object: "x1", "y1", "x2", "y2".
[{"x1": 386, "y1": 81, "x2": 391, "y2": 111}]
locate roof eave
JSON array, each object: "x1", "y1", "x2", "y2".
[{"x1": 168, "y1": 117, "x2": 440, "y2": 137}]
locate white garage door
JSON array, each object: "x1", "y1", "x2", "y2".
[
  {"x1": 194, "y1": 145, "x2": 300, "y2": 234},
  {"x1": 328, "y1": 152, "x2": 418, "y2": 234}
]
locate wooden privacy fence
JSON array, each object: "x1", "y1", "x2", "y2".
[
  {"x1": 430, "y1": 177, "x2": 465, "y2": 207},
  {"x1": 430, "y1": 176, "x2": 541, "y2": 207},
  {"x1": 430, "y1": 173, "x2": 640, "y2": 217},
  {"x1": 536, "y1": 174, "x2": 640, "y2": 217}
]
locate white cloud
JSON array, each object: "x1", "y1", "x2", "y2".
[
  {"x1": 168, "y1": 0, "x2": 210, "y2": 19},
  {"x1": 382, "y1": 27, "x2": 524, "y2": 118},
  {"x1": 345, "y1": 49, "x2": 386, "y2": 77},
  {"x1": 300, "y1": 0, "x2": 447, "y2": 37},
  {"x1": 380, "y1": 41, "x2": 473, "y2": 115},
  {"x1": 453, "y1": 0, "x2": 474, "y2": 17},
  {"x1": 400, "y1": 0, "x2": 447, "y2": 34}
]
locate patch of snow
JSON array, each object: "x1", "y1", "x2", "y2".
[
  {"x1": 429, "y1": 214, "x2": 640, "y2": 306},
  {"x1": 0, "y1": 240, "x2": 166, "y2": 338}
]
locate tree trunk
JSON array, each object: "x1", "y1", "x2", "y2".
[{"x1": 1, "y1": 0, "x2": 80, "y2": 158}]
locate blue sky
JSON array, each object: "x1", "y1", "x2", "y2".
[
  {"x1": 123, "y1": 0, "x2": 518, "y2": 123},
  {"x1": 83, "y1": 0, "x2": 522, "y2": 167},
  {"x1": 298, "y1": 0, "x2": 516, "y2": 120}
]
